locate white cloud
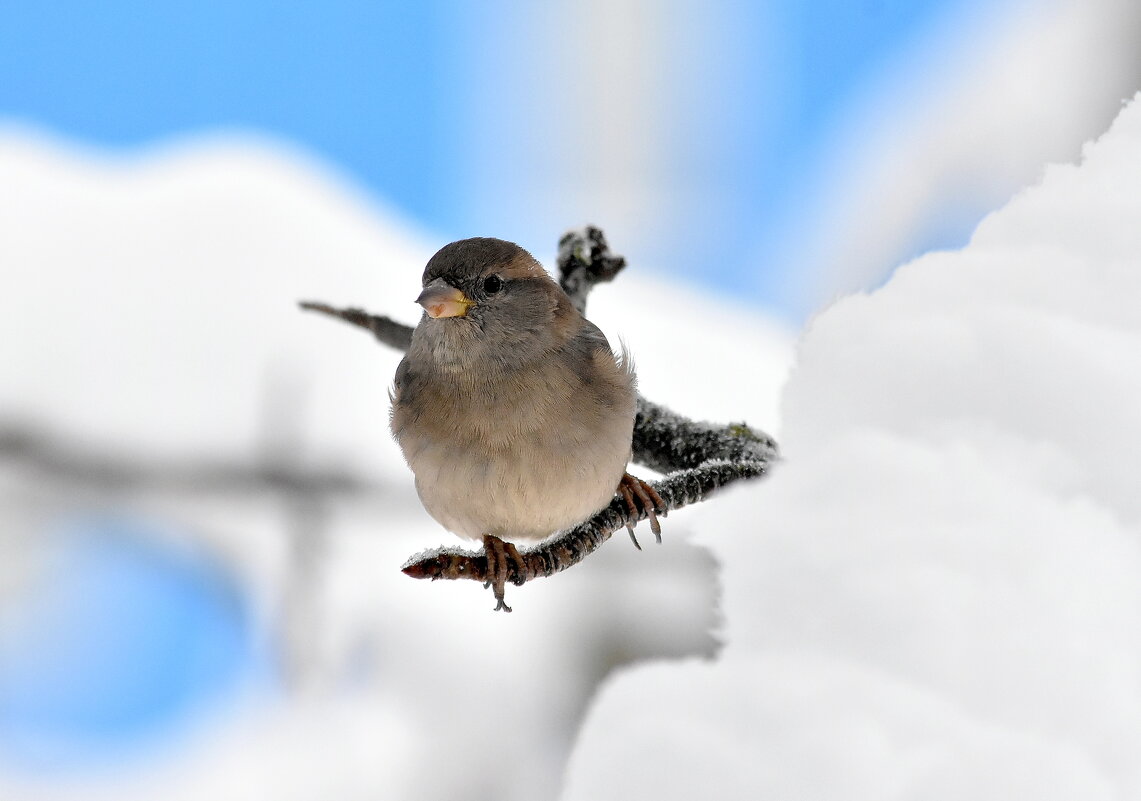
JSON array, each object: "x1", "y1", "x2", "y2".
[{"x1": 563, "y1": 95, "x2": 1141, "y2": 800}]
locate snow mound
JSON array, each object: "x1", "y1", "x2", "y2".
[
  {"x1": 0, "y1": 129, "x2": 433, "y2": 478},
  {"x1": 563, "y1": 94, "x2": 1141, "y2": 800}
]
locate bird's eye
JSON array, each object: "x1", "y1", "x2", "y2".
[{"x1": 483, "y1": 275, "x2": 503, "y2": 294}]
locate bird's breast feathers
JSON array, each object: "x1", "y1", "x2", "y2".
[{"x1": 391, "y1": 345, "x2": 635, "y2": 541}]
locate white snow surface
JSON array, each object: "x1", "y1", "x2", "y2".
[{"x1": 562, "y1": 96, "x2": 1141, "y2": 800}]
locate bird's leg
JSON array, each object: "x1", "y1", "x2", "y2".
[
  {"x1": 617, "y1": 473, "x2": 666, "y2": 545},
  {"x1": 482, "y1": 534, "x2": 526, "y2": 613},
  {"x1": 616, "y1": 481, "x2": 643, "y2": 550}
]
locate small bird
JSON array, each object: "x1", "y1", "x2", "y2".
[{"x1": 389, "y1": 237, "x2": 663, "y2": 611}]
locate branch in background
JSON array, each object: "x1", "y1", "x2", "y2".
[
  {"x1": 556, "y1": 225, "x2": 628, "y2": 316},
  {"x1": 299, "y1": 226, "x2": 779, "y2": 609},
  {"x1": 0, "y1": 422, "x2": 365, "y2": 495},
  {"x1": 298, "y1": 302, "x2": 413, "y2": 351}
]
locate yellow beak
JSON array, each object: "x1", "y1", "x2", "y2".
[{"x1": 416, "y1": 279, "x2": 475, "y2": 319}]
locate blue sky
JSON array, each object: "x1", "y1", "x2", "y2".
[
  {"x1": 0, "y1": 0, "x2": 978, "y2": 312},
  {"x1": 0, "y1": 518, "x2": 267, "y2": 773}
]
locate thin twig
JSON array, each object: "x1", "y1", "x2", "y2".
[
  {"x1": 298, "y1": 301, "x2": 413, "y2": 350},
  {"x1": 299, "y1": 227, "x2": 779, "y2": 608}
]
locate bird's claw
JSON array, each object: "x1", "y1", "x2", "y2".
[
  {"x1": 618, "y1": 473, "x2": 667, "y2": 545},
  {"x1": 626, "y1": 522, "x2": 642, "y2": 550},
  {"x1": 482, "y1": 534, "x2": 526, "y2": 613}
]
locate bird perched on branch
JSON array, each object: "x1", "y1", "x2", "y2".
[{"x1": 389, "y1": 237, "x2": 663, "y2": 611}]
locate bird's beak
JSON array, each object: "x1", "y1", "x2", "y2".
[{"x1": 416, "y1": 279, "x2": 475, "y2": 319}]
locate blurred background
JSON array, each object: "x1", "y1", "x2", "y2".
[{"x1": 1, "y1": 1, "x2": 1138, "y2": 799}]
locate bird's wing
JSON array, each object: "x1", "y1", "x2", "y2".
[
  {"x1": 391, "y1": 355, "x2": 411, "y2": 404},
  {"x1": 575, "y1": 317, "x2": 614, "y2": 355}
]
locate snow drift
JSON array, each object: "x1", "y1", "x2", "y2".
[{"x1": 563, "y1": 94, "x2": 1141, "y2": 800}]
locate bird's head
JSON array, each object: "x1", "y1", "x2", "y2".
[{"x1": 411, "y1": 238, "x2": 574, "y2": 373}]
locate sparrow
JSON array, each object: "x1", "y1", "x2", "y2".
[{"x1": 389, "y1": 237, "x2": 663, "y2": 611}]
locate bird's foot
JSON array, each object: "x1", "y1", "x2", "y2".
[
  {"x1": 617, "y1": 472, "x2": 667, "y2": 549},
  {"x1": 482, "y1": 534, "x2": 526, "y2": 612}
]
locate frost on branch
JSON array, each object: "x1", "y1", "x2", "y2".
[{"x1": 300, "y1": 226, "x2": 779, "y2": 608}]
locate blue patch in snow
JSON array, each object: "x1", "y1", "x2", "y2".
[{"x1": 0, "y1": 516, "x2": 268, "y2": 773}]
